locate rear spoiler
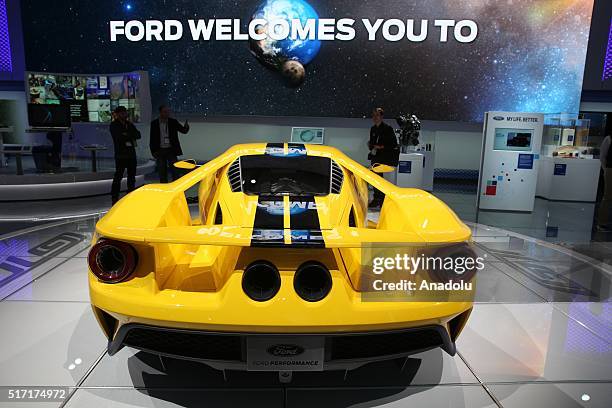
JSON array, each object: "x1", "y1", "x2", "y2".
[{"x1": 95, "y1": 225, "x2": 460, "y2": 248}]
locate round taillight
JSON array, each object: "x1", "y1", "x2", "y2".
[
  {"x1": 242, "y1": 261, "x2": 281, "y2": 302},
  {"x1": 294, "y1": 261, "x2": 332, "y2": 302},
  {"x1": 428, "y1": 243, "x2": 479, "y2": 283},
  {"x1": 88, "y1": 239, "x2": 138, "y2": 283}
]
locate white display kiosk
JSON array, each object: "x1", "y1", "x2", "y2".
[
  {"x1": 536, "y1": 157, "x2": 600, "y2": 202},
  {"x1": 396, "y1": 152, "x2": 424, "y2": 189},
  {"x1": 477, "y1": 112, "x2": 544, "y2": 212}
]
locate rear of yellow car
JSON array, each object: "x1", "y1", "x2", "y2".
[{"x1": 88, "y1": 143, "x2": 475, "y2": 373}]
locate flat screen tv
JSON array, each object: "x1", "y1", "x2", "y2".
[{"x1": 27, "y1": 104, "x2": 71, "y2": 128}]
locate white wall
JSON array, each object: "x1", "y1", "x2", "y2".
[
  {"x1": 177, "y1": 121, "x2": 372, "y2": 166},
  {"x1": 163, "y1": 119, "x2": 484, "y2": 170},
  {"x1": 433, "y1": 130, "x2": 483, "y2": 170},
  {"x1": 1, "y1": 93, "x2": 485, "y2": 171}
]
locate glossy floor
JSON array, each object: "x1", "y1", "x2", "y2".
[{"x1": 0, "y1": 212, "x2": 610, "y2": 407}]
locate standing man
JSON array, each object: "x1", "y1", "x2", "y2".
[
  {"x1": 110, "y1": 106, "x2": 141, "y2": 205},
  {"x1": 598, "y1": 134, "x2": 612, "y2": 231},
  {"x1": 150, "y1": 105, "x2": 190, "y2": 183},
  {"x1": 367, "y1": 107, "x2": 399, "y2": 208}
]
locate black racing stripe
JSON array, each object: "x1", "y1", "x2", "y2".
[
  {"x1": 289, "y1": 195, "x2": 323, "y2": 246},
  {"x1": 289, "y1": 229, "x2": 325, "y2": 248},
  {"x1": 253, "y1": 195, "x2": 284, "y2": 229},
  {"x1": 265, "y1": 143, "x2": 284, "y2": 156},
  {"x1": 250, "y1": 229, "x2": 285, "y2": 247},
  {"x1": 289, "y1": 195, "x2": 320, "y2": 230}
]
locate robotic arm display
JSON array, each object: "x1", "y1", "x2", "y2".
[{"x1": 396, "y1": 113, "x2": 421, "y2": 152}]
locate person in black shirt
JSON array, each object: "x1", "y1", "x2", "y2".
[
  {"x1": 368, "y1": 107, "x2": 399, "y2": 208},
  {"x1": 150, "y1": 105, "x2": 190, "y2": 183},
  {"x1": 598, "y1": 134, "x2": 612, "y2": 230},
  {"x1": 110, "y1": 106, "x2": 141, "y2": 204}
]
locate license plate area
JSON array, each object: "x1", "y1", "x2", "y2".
[{"x1": 247, "y1": 336, "x2": 324, "y2": 371}]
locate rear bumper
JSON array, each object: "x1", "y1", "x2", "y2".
[{"x1": 108, "y1": 322, "x2": 459, "y2": 372}]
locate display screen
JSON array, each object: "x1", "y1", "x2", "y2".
[
  {"x1": 27, "y1": 104, "x2": 71, "y2": 128},
  {"x1": 21, "y1": 0, "x2": 593, "y2": 121},
  {"x1": 291, "y1": 128, "x2": 324, "y2": 144},
  {"x1": 27, "y1": 72, "x2": 142, "y2": 123},
  {"x1": 493, "y1": 128, "x2": 533, "y2": 152}
]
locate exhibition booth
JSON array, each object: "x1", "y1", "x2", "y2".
[{"x1": 0, "y1": 0, "x2": 610, "y2": 407}]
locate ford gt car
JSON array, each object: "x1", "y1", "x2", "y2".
[{"x1": 88, "y1": 143, "x2": 475, "y2": 378}]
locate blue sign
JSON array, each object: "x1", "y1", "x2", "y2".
[
  {"x1": 398, "y1": 161, "x2": 412, "y2": 174},
  {"x1": 517, "y1": 154, "x2": 534, "y2": 170},
  {"x1": 554, "y1": 163, "x2": 567, "y2": 176}
]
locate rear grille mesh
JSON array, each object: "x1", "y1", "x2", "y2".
[
  {"x1": 330, "y1": 329, "x2": 443, "y2": 360},
  {"x1": 228, "y1": 159, "x2": 242, "y2": 192},
  {"x1": 119, "y1": 326, "x2": 445, "y2": 363},
  {"x1": 330, "y1": 161, "x2": 344, "y2": 194},
  {"x1": 123, "y1": 328, "x2": 242, "y2": 361}
]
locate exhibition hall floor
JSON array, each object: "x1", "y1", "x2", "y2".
[{"x1": 0, "y1": 195, "x2": 610, "y2": 407}]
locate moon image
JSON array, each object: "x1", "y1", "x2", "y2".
[{"x1": 281, "y1": 60, "x2": 306, "y2": 86}]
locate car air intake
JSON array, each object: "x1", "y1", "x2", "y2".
[
  {"x1": 294, "y1": 261, "x2": 332, "y2": 302},
  {"x1": 242, "y1": 261, "x2": 281, "y2": 302}
]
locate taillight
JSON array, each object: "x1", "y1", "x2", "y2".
[
  {"x1": 88, "y1": 239, "x2": 138, "y2": 283},
  {"x1": 428, "y1": 243, "x2": 478, "y2": 283}
]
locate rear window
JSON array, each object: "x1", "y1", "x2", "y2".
[{"x1": 239, "y1": 155, "x2": 331, "y2": 196}]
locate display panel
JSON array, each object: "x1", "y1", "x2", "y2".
[
  {"x1": 27, "y1": 104, "x2": 71, "y2": 128},
  {"x1": 291, "y1": 127, "x2": 324, "y2": 144},
  {"x1": 26, "y1": 72, "x2": 142, "y2": 123},
  {"x1": 21, "y1": 0, "x2": 594, "y2": 121},
  {"x1": 493, "y1": 128, "x2": 533, "y2": 152}
]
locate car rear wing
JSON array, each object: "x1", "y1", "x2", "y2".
[{"x1": 95, "y1": 225, "x2": 468, "y2": 248}]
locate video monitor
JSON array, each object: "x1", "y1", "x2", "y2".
[
  {"x1": 27, "y1": 104, "x2": 71, "y2": 128},
  {"x1": 26, "y1": 71, "x2": 142, "y2": 123},
  {"x1": 493, "y1": 128, "x2": 533, "y2": 152},
  {"x1": 291, "y1": 127, "x2": 324, "y2": 144}
]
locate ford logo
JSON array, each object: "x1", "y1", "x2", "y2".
[
  {"x1": 493, "y1": 116, "x2": 505, "y2": 121},
  {"x1": 267, "y1": 344, "x2": 305, "y2": 357}
]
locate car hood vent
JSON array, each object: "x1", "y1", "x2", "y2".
[
  {"x1": 228, "y1": 158, "x2": 242, "y2": 192},
  {"x1": 330, "y1": 161, "x2": 344, "y2": 194}
]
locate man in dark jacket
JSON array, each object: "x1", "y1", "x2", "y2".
[
  {"x1": 150, "y1": 105, "x2": 190, "y2": 182},
  {"x1": 110, "y1": 106, "x2": 141, "y2": 204},
  {"x1": 368, "y1": 107, "x2": 399, "y2": 208}
]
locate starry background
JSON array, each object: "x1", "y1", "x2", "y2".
[{"x1": 21, "y1": 0, "x2": 593, "y2": 122}]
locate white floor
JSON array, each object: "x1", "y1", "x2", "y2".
[{"x1": 0, "y1": 215, "x2": 610, "y2": 407}]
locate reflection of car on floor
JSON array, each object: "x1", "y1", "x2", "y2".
[{"x1": 88, "y1": 143, "x2": 476, "y2": 380}]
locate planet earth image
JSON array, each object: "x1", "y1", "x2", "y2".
[{"x1": 248, "y1": 0, "x2": 321, "y2": 87}]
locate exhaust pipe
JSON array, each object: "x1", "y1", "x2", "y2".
[
  {"x1": 242, "y1": 261, "x2": 281, "y2": 302},
  {"x1": 294, "y1": 261, "x2": 332, "y2": 302}
]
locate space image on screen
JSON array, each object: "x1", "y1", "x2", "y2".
[
  {"x1": 27, "y1": 104, "x2": 71, "y2": 128},
  {"x1": 21, "y1": 0, "x2": 594, "y2": 121}
]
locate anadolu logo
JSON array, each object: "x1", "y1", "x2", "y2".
[{"x1": 267, "y1": 344, "x2": 305, "y2": 357}]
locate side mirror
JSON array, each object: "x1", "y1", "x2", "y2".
[{"x1": 174, "y1": 159, "x2": 197, "y2": 170}]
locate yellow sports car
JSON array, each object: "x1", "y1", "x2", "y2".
[{"x1": 88, "y1": 143, "x2": 475, "y2": 378}]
